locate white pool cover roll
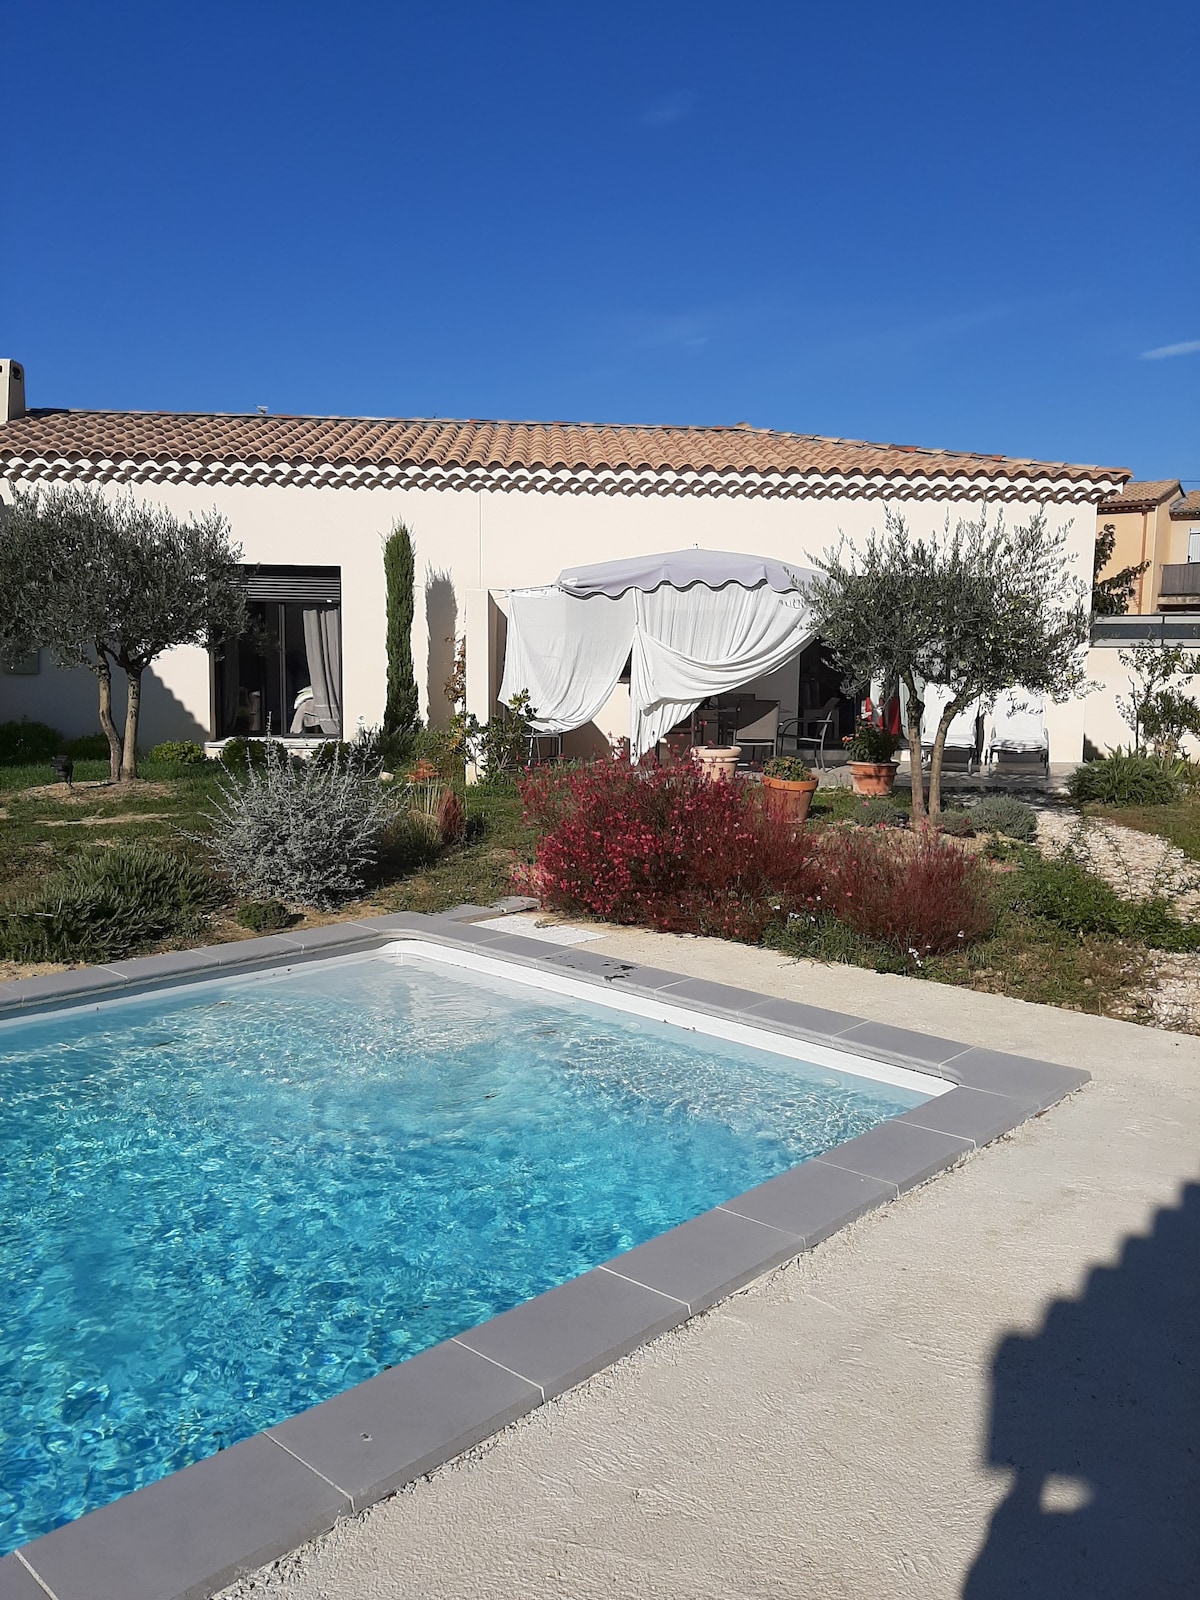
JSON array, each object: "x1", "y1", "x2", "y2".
[
  {"x1": 629, "y1": 584, "x2": 814, "y2": 757},
  {"x1": 987, "y1": 688, "x2": 1048, "y2": 753},
  {"x1": 499, "y1": 587, "x2": 635, "y2": 732}
]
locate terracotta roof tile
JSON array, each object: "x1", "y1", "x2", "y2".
[
  {"x1": 1169, "y1": 490, "x2": 1200, "y2": 519},
  {"x1": 1099, "y1": 478, "x2": 1182, "y2": 513},
  {"x1": 0, "y1": 408, "x2": 1126, "y2": 490}
]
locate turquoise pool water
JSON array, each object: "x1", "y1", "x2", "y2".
[{"x1": 0, "y1": 952, "x2": 926, "y2": 1552}]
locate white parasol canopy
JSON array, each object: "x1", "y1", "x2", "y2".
[
  {"x1": 500, "y1": 549, "x2": 817, "y2": 756},
  {"x1": 558, "y1": 548, "x2": 814, "y2": 598}
]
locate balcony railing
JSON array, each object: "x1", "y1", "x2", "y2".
[{"x1": 1158, "y1": 562, "x2": 1200, "y2": 600}]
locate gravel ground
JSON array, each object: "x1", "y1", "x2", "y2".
[{"x1": 1036, "y1": 810, "x2": 1200, "y2": 1035}]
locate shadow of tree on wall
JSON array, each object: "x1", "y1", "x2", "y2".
[
  {"x1": 425, "y1": 569, "x2": 457, "y2": 731},
  {"x1": 965, "y1": 1182, "x2": 1199, "y2": 1598}
]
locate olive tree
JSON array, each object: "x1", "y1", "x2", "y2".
[
  {"x1": 810, "y1": 508, "x2": 1090, "y2": 818},
  {"x1": 1092, "y1": 522, "x2": 1149, "y2": 617},
  {"x1": 1115, "y1": 642, "x2": 1200, "y2": 757},
  {"x1": 0, "y1": 485, "x2": 247, "y2": 779}
]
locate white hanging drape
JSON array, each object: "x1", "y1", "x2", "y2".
[
  {"x1": 302, "y1": 608, "x2": 343, "y2": 736},
  {"x1": 498, "y1": 588, "x2": 635, "y2": 732},
  {"x1": 629, "y1": 585, "x2": 813, "y2": 757}
]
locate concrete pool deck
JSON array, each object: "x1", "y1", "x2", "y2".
[
  {"x1": 213, "y1": 924, "x2": 1199, "y2": 1600},
  {"x1": 1, "y1": 916, "x2": 1195, "y2": 1598}
]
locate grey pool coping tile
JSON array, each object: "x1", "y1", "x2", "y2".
[
  {"x1": 817, "y1": 1120, "x2": 972, "y2": 1193},
  {"x1": 941, "y1": 1047, "x2": 1090, "y2": 1108},
  {"x1": 454, "y1": 1268, "x2": 690, "y2": 1401},
  {"x1": 721, "y1": 1157, "x2": 898, "y2": 1239},
  {"x1": 0, "y1": 1553, "x2": 50, "y2": 1600},
  {"x1": 834, "y1": 1019, "x2": 974, "y2": 1069},
  {"x1": 607, "y1": 1206, "x2": 802, "y2": 1314},
  {"x1": 4, "y1": 910, "x2": 1094, "y2": 1599},
  {"x1": 20, "y1": 1432, "x2": 348, "y2": 1600},
  {"x1": 734, "y1": 994, "x2": 863, "y2": 1041},
  {"x1": 269, "y1": 1338, "x2": 541, "y2": 1510},
  {"x1": 0, "y1": 965, "x2": 129, "y2": 1014},
  {"x1": 894, "y1": 1085, "x2": 1037, "y2": 1147}
]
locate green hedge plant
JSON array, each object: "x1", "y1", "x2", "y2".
[
  {"x1": 1066, "y1": 752, "x2": 1179, "y2": 807},
  {"x1": 0, "y1": 844, "x2": 217, "y2": 963}
]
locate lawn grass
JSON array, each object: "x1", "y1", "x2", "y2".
[
  {"x1": 1088, "y1": 794, "x2": 1200, "y2": 862},
  {"x1": 0, "y1": 765, "x2": 535, "y2": 961}
]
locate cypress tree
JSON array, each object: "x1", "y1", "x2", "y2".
[{"x1": 382, "y1": 521, "x2": 420, "y2": 739}]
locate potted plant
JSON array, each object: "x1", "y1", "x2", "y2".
[
  {"x1": 843, "y1": 721, "x2": 900, "y2": 795},
  {"x1": 761, "y1": 755, "x2": 818, "y2": 823},
  {"x1": 691, "y1": 743, "x2": 742, "y2": 781}
]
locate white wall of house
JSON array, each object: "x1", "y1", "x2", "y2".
[{"x1": 0, "y1": 471, "x2": 1104, "y2": 761}]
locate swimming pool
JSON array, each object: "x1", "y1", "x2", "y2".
[{"x1": 0, "y1": 945, "x2": 938, "y2": 1554}]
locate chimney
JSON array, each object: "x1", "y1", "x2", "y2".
[{"x1": 1, "y1": 359, "x2": 26, "y2": 423}]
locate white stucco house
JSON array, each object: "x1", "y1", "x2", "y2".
[{"x1": 0, "y1": 357, "x2": 1130, "y2": 762}]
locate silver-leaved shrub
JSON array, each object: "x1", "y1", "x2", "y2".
[{"x1": 203, "y1": 741, "x2": 399, "y2": 909}]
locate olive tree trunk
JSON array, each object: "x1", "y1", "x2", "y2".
[
  {"x1": 95, "y1": 651, "x2": 123, "y2": 782},
  {"x1": 900, "y1": 672, "x2": 926, "y2": 821},
  {"x1": 927, "y1": 697, "x2": 971, "y2": 819},
  {"x1": 119, "y1": 664, "x2": 143, "y2": 781}
]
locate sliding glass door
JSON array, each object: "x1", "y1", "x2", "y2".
[{"x1": 213, "y1": 566, "x2": 343, "y2": 739}]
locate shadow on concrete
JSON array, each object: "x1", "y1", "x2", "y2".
[
  {"x1": 964, "y1": 1182, "x2": 1199, "y2": 1598},
  {"x1": 425, "y1": 568, "x2": 457, "y2": 731}
]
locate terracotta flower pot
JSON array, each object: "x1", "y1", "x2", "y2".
[
  {"x1": 762, "y1": 774, "x2": 818, "y2": 824},
  {"x1": 848, "y1": 760, "x2": 898, "y2": 796},
  {"x1": 691, "y1": 745, "x2": 741, "y2": 781}
]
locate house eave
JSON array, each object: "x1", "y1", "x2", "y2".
[{"x1": 0, "y1": 451, "x2": 1126, "y2": 504}]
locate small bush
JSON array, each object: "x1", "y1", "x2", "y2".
[
  {"x1": 203, "y1": 741, "x2": 400, "y2": 909},
  {"x1": 148, "y1": 740, "x2": 207, "y2": 766},
  {"x1": 0, "y1": 844, "x2": 217, "y2": 963},
  {"x1": 61, "y1": 732, "x2": 112, "y2": 761},
  {"x1": 1066, "y1": 753, "x2": 1179, "y2": 807},
  {"x1": 234, "y1": 899, "x2": 293, "y2": 932},
  {"x1": 847, "y1": 794, "x2": 908, "y2": 828},
  {"x1": 1016, "y1": 849, "x2": 1200, "y2": 951},
  {"x1": 0, "y1": 719, "x2": 61, "y2": 765},
  {"x1": 938, "y1": 809, "x2": 975, "y2": 838},
  {"x1": 217, "y1": 737, "x2": 299, "y2": 775},
  {"x1": 521, "y1": 760, "x2": 820, "y2": 941},
  {"x1": 814, "y1": 826, "x2": 993, "y2": 957},
  {"x1": 969, "y1": 794, "x2": 1038, "y2": 842}
]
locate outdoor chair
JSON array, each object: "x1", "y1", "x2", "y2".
[
  {"x1": 800, "y1": 694, "x2": 841, "y2": 739},
  {"x1": 522, "y1": 730, "x2": 563, "y2": 765},
  {"x1": 921, "y1": 696, "x2": 983, "y2": 775},
  {"x1": 985, "y1": 690, "x2": 1049, "y2": 775},
  {"x1": 734, "y1": 699, "x2": 780, "y2": 763},
  {"x1": 781, "y1": 711, "x2": 836, "y2": 770}
]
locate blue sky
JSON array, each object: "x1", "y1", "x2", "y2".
[{"x1": 5, "y1": 0, "x2": 1198, "y2": 480}]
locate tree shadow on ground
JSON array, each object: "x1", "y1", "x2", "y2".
[{"x1": 965, "y1": 1181, "x2": 1199, "y2": 1598}]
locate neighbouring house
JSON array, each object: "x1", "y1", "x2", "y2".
[
  {"x1": 1088, "y1": 479, "x2": 1200, "y2": 753},
  {"x1": 0, "y1": 357, "x2": 1129, "y2": 763}
]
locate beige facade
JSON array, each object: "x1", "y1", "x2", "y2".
[{"x1": 0, "y1": 386, "x2": 1129, "y2": 765}]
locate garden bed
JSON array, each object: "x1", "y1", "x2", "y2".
[{"x1": 2, "y1": 757, "x2": 1198, "y2": 1035}]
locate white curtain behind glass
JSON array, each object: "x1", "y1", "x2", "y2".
[{"x1": 302, "y1": 608, "x2": 343, "y2": 736}]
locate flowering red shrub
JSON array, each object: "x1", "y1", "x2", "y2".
[
  {"x1": 520, "y1": 760, "x2": 818, "y2": 941},
  {"x1": 813, "y1": 824, "x2": 992, "y2": 956}
]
